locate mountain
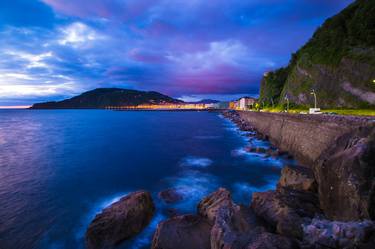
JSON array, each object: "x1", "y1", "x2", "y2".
[
  {"x1": 190, "y1": 99, "x2": 220, "y2": 104},
  {"x1": 30, "y1": 88, "x2": 184, "y2": 109},
  {"x1": 259, "y1": 0, "x2": 375, "y2": 108}
]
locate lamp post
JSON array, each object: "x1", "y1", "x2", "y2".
[
  {"x1": 284, "y1": 95, "x2": 289, "y2": 112},
  {"x1": 310, "y1": 89, "x2": 317, "y2": 109}
]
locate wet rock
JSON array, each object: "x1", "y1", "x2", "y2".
[
  {"x1": 251, "y1": 187, "x2": 321, "y2": 239},
  {"x1": 244, "y1": 146, "x2": 267, "y2": 154},
  {"x1": 151, "y1": 215, "x2": 211, "y2": 249},
  {"x1": 158, "y1": 188, "x2": 184, "y2": 204},
  {"x1": 246, "y1": 232, "x2": 299, "y2": 249},
  {"x1": 211, "y1": 204, "x2": 266, "y2": 249},
  {"x1": 278, "y1": 166, "x2": 317, "y2": 192},
  {"x1": 199, "y1": 188, "x2": 274, "y2": 249},
  {"x1": 163, "y1": 208, "x2": 181, "y2": 218},
  {"x1": 198, "y1": 188, "x2": 233, "y2": 224},
  {"x1": 302, "y1": 218, "x2": 375, "y2": 249},
  {"x1": 85, "y1": 191, "x2": 155, "y2": 249},
  {"x1": 266, "y1": 148, "x2": 280, "y2": 158},
  {"x1": 255, "y1": 147, "x2": 267, "y2": 154},
  {"x1": 314, "y1": 127, "x2": 375, "y2": 220}
]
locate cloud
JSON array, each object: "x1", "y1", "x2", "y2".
[
  {"x1": 0, "y1": 0, "x2": 354, "y2": 105},
  {"x1": 58, "y1": 22, "x2": 106, "y2": 48},
  {"x1": 4, "y1": 50, "x2": 53, "y2": 69}
]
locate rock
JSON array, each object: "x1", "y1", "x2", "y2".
[
  {"x1": 245, "y1": 146, "x2": 257, "y2": 153},
  {"x1": 199, "y1": 188, "x2": 268, "y2": 249},
  {"x1": 151, "y1": 215, "x2": 211, "y2": 249},
  {"x1": 163, "y1": 208, "x2": 180, "y2": 218},
  {"x1": 210, "y1": 204, "x2": 266, "y2": 249},
  {"x1": 85, "y1": 191, "x2": 155, "y2": 249},
  {"x1": 302, "y1": 218, "x2": 375, "y2": 249},
  {"x1": 198, "y1": 188, "x2": 233, "y2": 224},
  {"x1": 255, "y1": 147, "x2": 267, "y2": 154},
  {"x1": 314, "y1": 127, "x2": 375, "y2": 220},
  {"x1": 158, "y1": 188, "x2": 184, "y2": 204},
  {"x1": 278, "y1": 166, "x2": 317, "y2": 192},
  {"x1": 246, "y1": 232, "x2": 299, "y2": 249},
  {"x1": 251, "y1": 188, "x2": 321, "y2": 239}
]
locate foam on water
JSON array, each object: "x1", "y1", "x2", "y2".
[
  {"x1": 232, "y1": 178, "x2": 279, "y2": 204},
  {"x1": 74, "y1": 192, "x2": 129, "y2": 243},
  {"x1": 125, "y1": 213, "x2": 165, "y2": 249},
  {"x1": 179, "y1": 156, "x2": 213, "y2": 168},
  {"x1": 164, "y1": 170, "x2": 219, "y2": 212}
]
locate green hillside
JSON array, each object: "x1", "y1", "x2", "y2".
[{"x1": 260, "y1": 0, "x2": 375, "y2": 109}]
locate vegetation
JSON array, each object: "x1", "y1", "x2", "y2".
[
  {"x1": 259, "y1": 67, "x2": 290, "y2": 107},
  {"x1": 30, "y1": 88, "x2": 183, "y2": 109},
  {"x1": 261, "y1": 106, "x2": 375, "y2": 116},
  {"x1": 295, "y1": 0, "x2": 375, "y2": 66},
  {"x1": 258, "y1": 0, "x2": 375, "y2": 110}
]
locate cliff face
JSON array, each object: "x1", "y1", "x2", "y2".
[
  {"x1": 30, "y1": 88, "x2": 183, "y2": 109},
  {"x1": 238, "y1": 111, "x2": 375, "y2": 221},
  {"x1": 260, "y1": 0, "x2": 375, "y2": 108}
]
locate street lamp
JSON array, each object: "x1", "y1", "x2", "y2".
[
  {"x1": 284, "y1": 95, "x2": 289, "y2": 112},
  {"x1": 310, "y1": 89, "x2": 317, "y2": 109}
]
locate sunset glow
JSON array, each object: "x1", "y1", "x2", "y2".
[{"x1": 0, "y1": 0, "x2": 352, "y2": 106}]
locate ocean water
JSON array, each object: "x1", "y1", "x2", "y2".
[{"x1": 0, "y1": 110, "x2": 294, "y2": 249}]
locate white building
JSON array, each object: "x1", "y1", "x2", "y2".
[{"x1": 239, "y1": 97, "x2": 256, "y2": 110}]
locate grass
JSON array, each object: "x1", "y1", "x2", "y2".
[{"x1": 260, "y1": 107, "x2": 375, "y2": 116}]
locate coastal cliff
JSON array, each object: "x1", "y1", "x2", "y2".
[
  {"x1": 237, "y1": 111, "x2": 373, "y2": 166},
  {"x1": 237, "y1": 111, "x2": 375, "y2": 221},
  {"x1": 259, "y1": 0, "x2": 375, "y2": 108}
]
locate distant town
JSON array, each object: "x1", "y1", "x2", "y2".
[{"x1": 105, "y1": 97, "x2": 257, "y2": 111}]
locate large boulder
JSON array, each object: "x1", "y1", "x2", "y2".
[
  {"x1": 210, "y1": 204, "x2": 266, "y2": 249},
  {"x1": 85, "y1": 191, "x2": 155, "y2": 249},
  {"x1": 199, "y1": 188, "x2": 296, "y2": 249},
  {"x1": 251, "y1": 187, "x2": 321, "y2": 239},
  {"x1": 246, "y1": 232, "x2": 299, "y2": 249},
  {"x1": 198, "y1": 188, "x2": 233, "y2": 224},
  {"x1": 314, "y1": 127, "x2": 375, "y2": 221},
  {"x1": 302, "y1": 218, "x2": 375, "y2": 249},
  {"x1": 151, "y1": 215, "x2": 212, "y2": 249},
  {"x1": 278, "y1": 166, "x2": 317, "y2": 192},
  {"x1": 158, "y1": 188, "x2": 184, "y2": 204}
]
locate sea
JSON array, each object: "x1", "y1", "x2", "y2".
[{"x1": 0, "y1": 110, "x2": 295, "y2": 249}]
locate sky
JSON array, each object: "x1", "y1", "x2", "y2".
[{"x1": 0, "y1": 0, "x2": 353, "y2": 106}]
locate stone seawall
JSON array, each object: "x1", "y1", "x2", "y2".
[
  {"x1": 237, "y1": 111, "x2": 375, "y2": 221},
  {"x1": 237, "y1": 111, "x2": 374, "y2": 166}
]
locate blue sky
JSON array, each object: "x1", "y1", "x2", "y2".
[{"x1": 0, "y1": 0, "x2": 353, "y2": 106}]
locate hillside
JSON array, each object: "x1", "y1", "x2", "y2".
[
  {"x1": 260, "y1": 0, "x2": 375, "y2": 108},
  {"x1": 30, "y1": 88, "x2": 183, "y2": 109}
]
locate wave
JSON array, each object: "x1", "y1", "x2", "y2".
[
  {"x1": 179, "y1": 156, "x2": 213, "y2": 168},
  {"x1": 126, "y1": 213, "x2": 165, "y2": 249},
  {"x1": 74, "y1": 192, "x2": 130, "y2": 244},
  {"x1": 164, "y1": 170, "x2": 219, "y2": 212}
]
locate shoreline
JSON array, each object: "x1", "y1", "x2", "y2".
[{"x1": 85, "y1": 110, "x2": 374, "y2": 249}]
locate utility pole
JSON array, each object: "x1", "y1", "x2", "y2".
[
  {"x1": 284, "y1": 95, "x2": 289, "y2": 112},
  {"x1": 310, "y1": 89, "x2": 317, "y2": 109}
]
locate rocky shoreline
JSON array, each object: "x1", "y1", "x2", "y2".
[{"x1": 85, "y1": 110, "x2": 375, "y2": 249}]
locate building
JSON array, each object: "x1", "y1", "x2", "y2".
[{"x1": 239, "y1": 97, "x2": 256, "y2": 110}]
